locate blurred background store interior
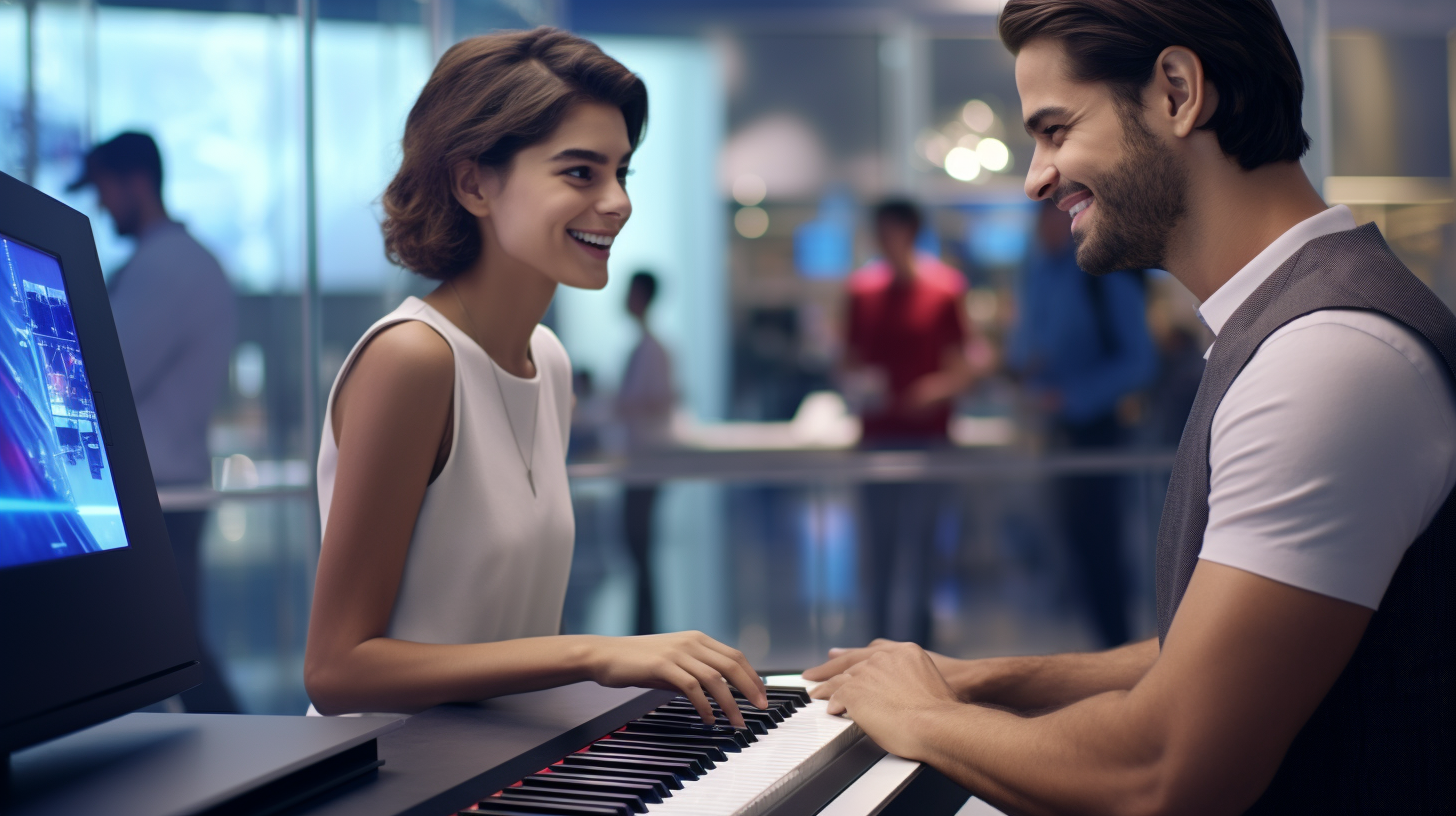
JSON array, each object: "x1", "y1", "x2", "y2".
[{"x1": 4, "y1": 0, "x2": 1454, "y2": 714}]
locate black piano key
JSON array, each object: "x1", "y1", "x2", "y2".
[
  {"x1": 559, "y1": 755, "x2": 690, "y2": 786},
  {"x1": 601, "y1": 735, "x2": 729, "y2": 761},
  {"x1": 496, "y1": 785, "x2": 648, "y2": 814},
  {"x1": 613, "y1": 727, "x2": 742, "y2": 754},
  {"x1": 491, "y1": 790, "x2": 634, "y2": 816},
  {"x1": 731, "y1": 699, "x2": 787, "y2": 721},
  {"x1": 621, "y1": 722, "x2": 750, "y2": 747},
  {"x1": 666, "y1": 694, "x2": 792, "y2": 718},
  {"x1": 642, "y1": 710, "x2": 768, "y2": 736},
  {"x1": 641, "y1": 711, "x2": 765, "y2": 738},
  {"x1": 724, "y1": 698, "x2": 793, "y2": 718},
  {"x1": 659, "y1": 702, "x2": 780, "y2": 728},
  {"x1": 584, "y1": 750, "x2": 704, "y2": 776},
  {"x1": 766, "y1": 686, "x2": 812, "y2": 705},
  {"x1": 724, "y1": 691, "x2": 795, "y2": 716},
  {"x1": 522, "y1": 771, "x2": 667, "y2": 802},
  {"x1": 463, "y1": 800, "x2": 620, "y2": 816},
  {"x1": 589, "y1": 740, "x2": 718, "y2": 768}
]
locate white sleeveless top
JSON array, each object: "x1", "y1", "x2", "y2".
[{"x1": 318, "y1": 296, "x2": 575, "y2": 646}]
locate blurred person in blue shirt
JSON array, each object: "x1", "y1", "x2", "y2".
[
  {"x1": 70, "y1": 131, "x2": 239, "y2": 712},
  {"x1": 1009, "y1": 199, "x2": 1156, "y2": 647}
]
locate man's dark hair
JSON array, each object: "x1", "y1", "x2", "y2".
[
  {"x1": 998, "y1": 0, "x2": 1310, "y2": 171},
  {"x1": 873, "y1": 198, "x2": 922, "y2": 235},
  {"x1": 630, "y1": 271, "x2": 658, "y2": 305},
  {"x1": 69, "y1": 131, "x2": 164, "y2": 196}
]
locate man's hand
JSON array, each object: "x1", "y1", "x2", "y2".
[
  {"x1": 804, "y1": 639, "x2": 960, "y2": 688},
  {"x1": 814, "y1": 642, "x2": 961, "y2": 760}
]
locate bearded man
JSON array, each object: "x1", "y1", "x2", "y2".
[{"x1": 804, "y1": 1, "x2": 1456, "y2": 814}]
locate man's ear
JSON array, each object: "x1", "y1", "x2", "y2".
[
  {"x1": 450, "y1": 160, "x2": 495, "y2": 219},
  {"x1": 1149, "y1": 46, "x2": 1217, "y2": 139}
]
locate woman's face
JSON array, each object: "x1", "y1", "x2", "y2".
[{"x1": 477, "y1": 101, "x2": 633, "y2": 291}]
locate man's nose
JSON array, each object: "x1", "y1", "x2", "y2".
[{"x1": 1024, "y1": 149, "x2": 1057, "y2": 202}]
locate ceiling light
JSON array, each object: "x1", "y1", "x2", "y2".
[
  {"x1": 976, "y1": 138, "x2": 1010, "y2": 172},
  {"x1": 944, "y1": 147, "x2": 981, "y2": 181}
]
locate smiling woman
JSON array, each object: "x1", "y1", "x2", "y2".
[{"x1": 303, "y1": 27, "x2": 768, "y2": 720}]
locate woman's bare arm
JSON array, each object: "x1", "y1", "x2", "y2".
[{"x1": 304, "y1": 322, "x2": 766, "y2": 719}]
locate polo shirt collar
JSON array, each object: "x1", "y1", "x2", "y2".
[{"x1": 1197, "y1": 205, "x2": 1357, "y2": 350}]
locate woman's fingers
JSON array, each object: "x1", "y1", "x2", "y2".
[
  {"x1": 696, "y1": 643, "x2": 768, "y2": 709},
  {"x1": 662, "y1": 664, "x2": 720, "y2": 725},
  {"x1": 683, "y1": 660, "x2": 748, "y2": 727}
]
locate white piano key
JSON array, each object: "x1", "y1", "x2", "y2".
[
  {"x1": 955, "y1": 798, "x2": 1012, "y2": 816},
  {"x1": 644, "y1": 698, "x2": 861, "y2": 816}
]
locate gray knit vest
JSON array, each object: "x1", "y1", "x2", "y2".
[{"x1": 1155, "y1": 224, "x2": 1455, "y2": 813}]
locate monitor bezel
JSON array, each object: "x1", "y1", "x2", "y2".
[{"x1": 0, "y1": 171, "x2": 200, "y2": 754}]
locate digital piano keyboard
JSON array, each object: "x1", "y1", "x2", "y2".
[{"x1": 294, "y1": 678, "x2": 976, "y2": 816}]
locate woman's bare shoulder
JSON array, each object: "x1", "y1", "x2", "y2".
[
  {"x1": 334, "y1": 321, "x2": 454, "y2": 441},
  {"x1": 351, "y1": 320, "x2": 454, "y2": 389}
]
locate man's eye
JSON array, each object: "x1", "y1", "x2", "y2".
[{"x1": 1042, "y1": 125, "x2": 1065, "y2": 138}]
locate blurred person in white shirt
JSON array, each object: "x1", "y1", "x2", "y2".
[{"x1": 616, "y1": 271, "x2": 676, "y2": 634}]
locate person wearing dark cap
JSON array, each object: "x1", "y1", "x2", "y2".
[{"x1": 71, "y1": 131, "x2": 239, "y2": 713}]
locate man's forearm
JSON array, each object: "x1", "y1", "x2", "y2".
[
  {"x1": 904, "y1": 689, "x2": 1164, "y2": 816},
  {"x1": 944, "y1": 638, "x2": 1158, "y2": 711}
]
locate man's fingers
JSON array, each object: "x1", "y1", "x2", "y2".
[
  {"x1": 809, "y1": 672, "x2": 851, "y2": 700},
  {"x1": 802, "y1": 651, "x2": 865, "y2": 681},
  {"x1": 826, "y1": 690, "x2": 848, "y2": 716}
]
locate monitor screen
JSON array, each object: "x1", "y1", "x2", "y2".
[{"x1": 2, "y1": 232, "x2": 128, "y2": 568}]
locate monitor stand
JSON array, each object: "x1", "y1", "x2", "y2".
[{"x1": 4, "y1": 712, "x2": 403, "y2": 816}]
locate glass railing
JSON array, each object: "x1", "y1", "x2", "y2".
[{"x1": 184, "y1": 448, "x2": 1174, "y2": 714}]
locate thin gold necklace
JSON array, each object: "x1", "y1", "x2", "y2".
[{"x1": 449, "y1": 280, "x2": 539, "y2": 497}]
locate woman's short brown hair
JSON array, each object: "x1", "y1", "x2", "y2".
[
  {"x1": 382, "y1": 27, "x2": 647, "y2": 279},
  {"x1": 999, "y1": 0, "x2": 1309, "y2": 171}
]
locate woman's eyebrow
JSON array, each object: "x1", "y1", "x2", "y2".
[{"x1": 550, "y1": 148, "x2": 610, "y2": 163}]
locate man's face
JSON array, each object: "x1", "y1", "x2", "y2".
[
  {"x1": 874, "y1": 218, "x2": 917, "y2": 266},
  {"x1": 91, "y1": 171, "x2": 144, "y2": 237},
  {"x1": 626, "y1": 284, "x2": 650, "y2": 320},
  {"x1": 1015, "y1": 39, "x2": 1188, "y2": 275}
]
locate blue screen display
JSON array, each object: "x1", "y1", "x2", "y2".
[{"x1": 1, "y1": 233, "x2": 128, "y2": 568}]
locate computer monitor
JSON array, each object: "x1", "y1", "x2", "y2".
[{"x1": 0, "y1": 171, "x2": 200, "y2": 771}]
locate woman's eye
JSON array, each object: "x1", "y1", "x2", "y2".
[
  {"x1": 617, "y1": 167, "x2": 633, "y2": 186},
  {"x1": 565, "y1": 166, "x2": 593, "y2": 181}
]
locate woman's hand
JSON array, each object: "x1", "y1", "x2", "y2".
[{"x1": 582, "y1": 632, "x2": 768, "y2": 728}]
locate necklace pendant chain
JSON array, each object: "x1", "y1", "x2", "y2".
[{"x1": 450, "y1": 281, "x2": 540, "y2": 499}]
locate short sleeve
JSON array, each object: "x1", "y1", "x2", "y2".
[{"x1": 1199, "y1": 314, "x2": 1456, "y2": 608}]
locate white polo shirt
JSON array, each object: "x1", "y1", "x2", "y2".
[{"x1": 1196, "y1": 205, "x2": 1456, "y2": 609}]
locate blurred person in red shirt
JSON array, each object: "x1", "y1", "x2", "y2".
[{"x1": 843, "y1": 198, "x2": 983, "y2": 646}]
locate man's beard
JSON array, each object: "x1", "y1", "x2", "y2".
[{"x1": 1072, "y1": 112, "x2": 1188, "y2": 276}]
